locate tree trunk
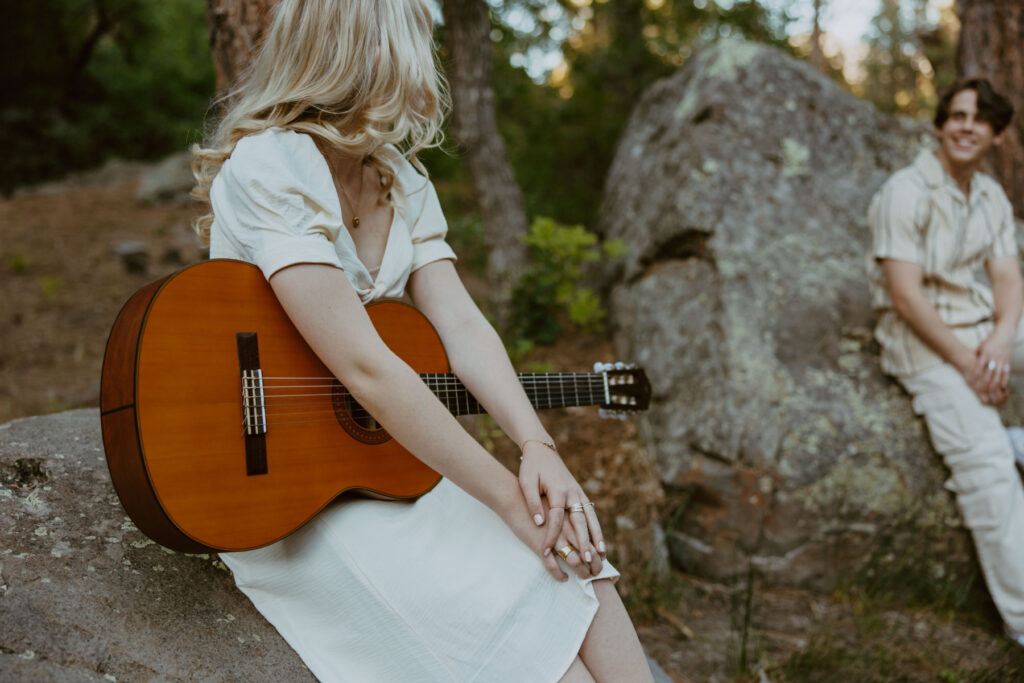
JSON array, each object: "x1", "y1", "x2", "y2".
[
  {"x1": 205, "y1": 0, "x2": 277, "y2": 94},
  {"x1": 810, "y1": 0, "x2": 826, "y2": 72},
  {"x1": 441, "y1": 0, "x2": 529, "y2": 323},
  {"x1": 957, "y1": 0, "x2": 1024, "y2": 218}
]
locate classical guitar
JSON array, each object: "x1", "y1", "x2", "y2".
[{"x1": 100, "y1": 259, "x2": 650, "y2": 554}]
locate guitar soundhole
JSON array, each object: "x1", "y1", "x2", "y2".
[{"x1": 332, "y1": 380, "x2": 393, "y2": 445}]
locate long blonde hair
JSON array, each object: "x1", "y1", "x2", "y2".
[{"x1": 191, "y1": 0, "x2": 449, "y2": 243}]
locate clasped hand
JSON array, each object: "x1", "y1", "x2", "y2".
[
  {"x1": 518, "y1": 441, "x2": 606, "y2": 581},
  {"x1": 966, "y1": 329, "x2": 1014, "y2": 405}
]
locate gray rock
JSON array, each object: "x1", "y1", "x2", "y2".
[
  {"x1": 646, "y1": 652, "x2": 673, "y2": 683},
  {"x1": 110, "y1": 240, "x2": 150, "y2": 275},
  {"x1": 0, "y1": 410, "x2": 314, "y2": 682},
  {"x1": 135, "y1": 152, "x2": 195, "y2": 205},
  {"x1": 601, "y1": 39, "x2": 989, "y2": 589}
]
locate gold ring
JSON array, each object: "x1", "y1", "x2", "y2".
[{"x1": 556, "y1": 545, "x2": 575, "y2": 561}]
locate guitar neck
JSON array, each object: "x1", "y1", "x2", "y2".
[{"x1": 422, "y1": 372, "x2": 606, "y2": 416}]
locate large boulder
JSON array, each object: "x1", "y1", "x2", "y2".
[
  {"x1": 1, "y1": 411, "x2": 675, "y2": 681},
  {"x1": 0, "y1": 410, "x2": 315, "y2": 681},
  {"x1": 600, "y1": 40, "x2": 1013, "y2": 589}
]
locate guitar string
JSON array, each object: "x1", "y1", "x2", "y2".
[
  {"x1": 256, "y1": 375, "x2": 607, "y2": 400},
  {"x1": 257, "y1": 386, "x2": 607, "y2": 413},
  {"x1": 242, "y1": 374, "x2": 614, "y2": 426},
  {"x1": 257, "y1": 382, "x2": 607, "y2": 407},
  {"x1": 255, "y1": 375, "x2": 607, "y2": 394}
]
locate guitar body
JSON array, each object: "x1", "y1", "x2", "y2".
[{"x1": 100, "y1": 260, "x2": 443, "y2": 553}]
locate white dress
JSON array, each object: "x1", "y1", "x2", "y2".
[{"x1": 208, "y1": 128, "x2": 618, "y2": 683}]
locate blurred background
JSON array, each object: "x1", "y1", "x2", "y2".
[
  {"x1": 0, "y1": 0, "x2": 964, "y2": 210},
  {"x1": 4, "y1": 1, "x2": 1024, "y2": 681}
]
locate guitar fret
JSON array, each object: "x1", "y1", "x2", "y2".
[{"x1": 418, "y1": 370, "x2": 632, "y2": 414}]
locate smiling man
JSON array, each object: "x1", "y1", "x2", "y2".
[{"x1": 867, "y1": 77, "x2": 1023, "y2": 645}]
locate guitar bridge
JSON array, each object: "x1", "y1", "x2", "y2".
[{"x1": 237, "y1": 332, "x2": 268, "y2": 475}]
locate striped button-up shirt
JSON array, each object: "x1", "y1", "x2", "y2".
[{"x1": 867, "y1": 148, "x2": 1018, "y2": 377}]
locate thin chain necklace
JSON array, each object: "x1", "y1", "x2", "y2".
[{"x1": 337, "y1": 161, "x2": 365, "y2": 228}]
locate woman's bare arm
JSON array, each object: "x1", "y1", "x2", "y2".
[
  {"x1": 408, "y1": 260, "x2": 605, "y2": 577},
  {"x1": 269, "y1": 263, "x2": 568, "y2": 579}
]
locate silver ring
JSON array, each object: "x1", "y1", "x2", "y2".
[
  {"x1": 584, "y1": 501, "x2": 595, "y2": 508},
  {"x1": 988, "y1": 360, "x2": 998, "y2": 371},
  {"x1": 569, "y1": 503, "x2": 586, "y2": 513}
]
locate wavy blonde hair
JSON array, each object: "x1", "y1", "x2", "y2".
[{"x1": 191, "y1": 0, "x2": 449, "y2": 243}]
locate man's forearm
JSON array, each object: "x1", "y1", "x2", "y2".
[
  {"x1": 882, "y1": 259, "x2": 975, "y2": 373},
  {"x1": 988, "y1": 255, "x2": 1024, "y2": 338},
  {"x1": 892, "y1": 288, "x2": 975, "y2": 372}
]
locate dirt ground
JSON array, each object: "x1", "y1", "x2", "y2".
[{"x1": 3, "y1": 164, "x2": 1024, "y2": 681}]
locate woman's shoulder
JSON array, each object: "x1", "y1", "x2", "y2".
[
  {"x1": 229, "y1": 128, "x2": 319, "y2": 171},
  {"x1": 220, "y1": 128, "x2": 332, "y2": 200}
]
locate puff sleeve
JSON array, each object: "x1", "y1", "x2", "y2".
[
  {"x1": 210, "y1": 128, "x2": 348, "y2": 279},
  {"x1": 395, "y1": 157, "x2": 457, "y2": 273}
]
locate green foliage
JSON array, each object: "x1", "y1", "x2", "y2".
[
  {"x1": 846, "y1": 523, "x2": 987, "y2": 616},
  {"x1": 859, "y1": 0, "x2": 958, "y2": 118},
  {"x1": 39, "y1": 275, "x2": 64, "y2": 300},
  {"x1": 6, "y1": 254, "x2": 30, "y2": 273},
  {"x1": 508, "y1": 217, "x2": 623, "y2": 347},
  {"x1": 484, "y1": 0, "x2": 791, "y2": 228},
  {"x1": 1, "y1": 0, "x2": 214, "y2": 193}
]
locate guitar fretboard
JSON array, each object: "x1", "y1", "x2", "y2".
[{"x1": 422, "y1": 372, "x2": 606, "y2": 416}]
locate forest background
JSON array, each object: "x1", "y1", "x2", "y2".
[
  {"x1": 5, "y1": 0, "x2": 996, "y2": 345},
  {"x1": 2, "y1": 0, "x2": 970, "y2": 250},
  {"x1": 4, "y1": 0, "x2": 1024, "y2": 680}
]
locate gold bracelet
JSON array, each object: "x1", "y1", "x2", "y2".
[{"x1": 519, "y1": 439, "x2": 558, "y2": 460}]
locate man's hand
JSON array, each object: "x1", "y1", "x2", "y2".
[
  {"x1": 882, "y1": 258, "x2": 1019, "y2": 406},
  {"x1": 969, "y1": 326, "x2": 1015, "y2": 405}
]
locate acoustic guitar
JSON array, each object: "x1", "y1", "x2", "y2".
[{"x1": 100, "y1": 259, "x2": 650, "y2": 553}]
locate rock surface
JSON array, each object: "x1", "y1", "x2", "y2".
[
  {"x1": 599, "y1": 39, "x2": 1017, "y2": 589},
  {"x1": 134, "y1": 151, "x2": 194, "y2": 205},
  {"x1": 0, "y1": 410, "x2": 672, "y2": 681},
  {"x1": 0, "y1": 410, "x2": 315, "y2": 682}
]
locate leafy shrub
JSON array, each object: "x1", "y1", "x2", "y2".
[
  {"x1": 1, "y1": 0, "x2": 214, "y2": 193},
  {"x1": 509, "y1": 216, "x2": 623, "y2": 347}
]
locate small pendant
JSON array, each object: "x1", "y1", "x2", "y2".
[{"x1": 353, "y1": 216, "x2": 360, "y2": 228}]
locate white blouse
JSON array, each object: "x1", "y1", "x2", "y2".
[{"x1": 209, "y1": 127, "x2": 456, "y2": 299}]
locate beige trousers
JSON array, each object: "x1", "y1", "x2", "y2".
[{"x1": 899, "y1": 326, "x2": 1024, "y2": 633}]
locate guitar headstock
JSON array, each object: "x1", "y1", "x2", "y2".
[{"x1": 593, "y1": 362, "x2": 651, "y2": 419}]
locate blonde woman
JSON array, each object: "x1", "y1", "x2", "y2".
[{"x1": 191, "y1": 1, "x2": 654, "y2": 681}]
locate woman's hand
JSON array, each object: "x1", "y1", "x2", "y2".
[
  {"x1": 518, "y1": 441, "x2": 606, "y2": 569},
  {"x1": 554, "y1": 511, "x2": 604, "y2": 579},
  {"x1": 498, "y1": 491, "x2": 604, "y2": 582}
]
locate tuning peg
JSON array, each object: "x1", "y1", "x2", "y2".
[
  {"x1": 614, "y1": 361, "x2": 625, "y2": 370},
  {"x1": 593, "y1": 362, "x2": 611, "y2": 372}
]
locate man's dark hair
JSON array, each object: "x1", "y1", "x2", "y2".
[{"x1": 934, "y1": 77, "x2": 1014, "y2": 134}]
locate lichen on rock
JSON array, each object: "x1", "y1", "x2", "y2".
[{"x1": 600, "y1": 39, "x2": 975, "y2": 589}]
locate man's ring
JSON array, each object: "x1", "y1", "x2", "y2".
[
  {"x1": 988, "y1": 360, "x2": 998, "y2": 371},
  {"x1": 556, "y1": 545, "x2": 575, "y2": 561}
]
